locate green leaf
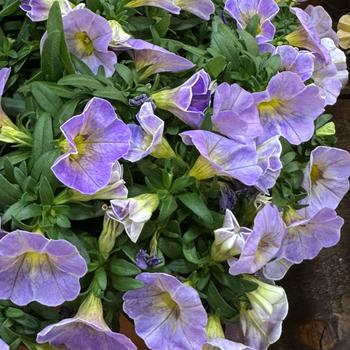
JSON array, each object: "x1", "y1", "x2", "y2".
[
  {"x1": 96, "y1": 268, "x2": 107, "y2": 291},
  {"x1": 238, "y1": 30, "x2": 259, "y2": 56},
  {"x1": 31, "y1": 83, "x2": 62, "y2": 114},
  {"x1": 166, "y1": 259, "x2": 196, "y2": 274},
  {"x1": 93, "y1": 87, "x2": 128, "y2": 104},
  {"x1": 111, "y1": 276, "x2": 144, "y2": 292},
  {"x1": 58, "y1": 74, "x2": 104, "y2": 90},
  {"x1": 32, "y1": 112, "x2": 53, "y2": 161},
  {"x1": 158, "y1": 195, "x2": 177, "y2": 221},
  {"x1": 39, "y1": 177, "x2": 54, "y2": 205},
  {"x1": 178, "y1": 193, "x2": 213, "y2": 225},
  {"x1": 205, "y1": 56, "x2": 226, "y2": 79},
  {"x1": 0, "y1": 0, "x2": 20, "y2": 18},
  {"x1": 110, "y1": 259, "x2": 141, "y2": 276},
  {"x1": 183, "y1": 242, "x2": 201, "y2": 264},
  {"x1": 0, "y1": 175, "x2": 21, "y2": 208},
  {"x1": 158, "y1": 237, "x2": 183, "y2": 259}
]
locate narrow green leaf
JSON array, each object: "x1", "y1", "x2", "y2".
[
  {"x1": 110, "y1": 259, "x2": 141, "y2": 276},
  {"x1": 178, "y1": 193, "x2": 213, "y2": 225}
]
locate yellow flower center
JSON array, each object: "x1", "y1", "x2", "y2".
[
  {"x1": 258, "y1": 99, "x2": 282, "y2": 116},
  {"x1": 310, "y1": 164, "x2": 322, "y2": 183},
  {"x1": 24, "y1": 252, "x2": 49, "y2": 274},
  {"x1": 160, "y1": 292, "x2": 180, "y2": 319},
  {"x1": 75, "y1": 31, "x2": 94, "y2": 56}
]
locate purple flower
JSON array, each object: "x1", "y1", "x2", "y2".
[
  {"x1": 20, "y1": 0, "x2": 72, "y2": 21},
  {"x1": 254, "y1": 71, "x2": 325, "y2": 145},
  {"x1": 126, "y1": 0, "x2": 181, "y2": 15},
  {"x1": 0, "y1": 230, "x2": 87, "y2": 306},
  {"x1": 0, "y1": 68, "x2": 17, "y2": 129},
  {"x1": 124, "y1": 103, "x2": 164, "y2": 162},
  {"x1": 123, "y1": 272, "x2": 208, "y2": 350},
  {"x1": 211, "y1": 209, "x2": 251, "y2": 262},
  {"x1": 0, "y1": 339, "x2": 8, "y2": 350},
  {"x1": 152, "y1": 69, "x2": 211, "y2": 128},
  {"x1": 37, "y1": 292, "x2": 136, "y2": 350},
  {"x1": 63, "y1": 8, "x2": 117, "y2": 77},
  {"x1": 305, "y1": 5, "x2": 339, "y2": 45},
  {"x1": 226, "y1": 276, "x2": 288, "y2": 350},
  {"x1": 255, "y1": 136, "x2": 282, "y2": 193},
  {"x1": 312, "y1": 53, "x2": 342, "y2": 106},
  {"x1": 228, "y1": 204, "x2": 285, "y2": 276},
  {"x1": 205, "y1": 339, "x2": 254, "y2": 350},
  {"x1": 136, "y1": 249, "x2": 163, "y2": 270},
  {"x1": 110, "y1": 194, "x2": 160, "y2": 243},
  {"x1": 52, "y1": 97, "x2": 131, "y2": 195},
  {"x1": 302, "y1": 146, "x2": 350, "y2": 216},
  {"x1": 225, "y1": 0, "x2": 279, "y2": 45},
  {"x1": 212, "y1": 83, "x2": 263, "y2": 139},
  {"x1": 180, "y1": 131, "x2": 262, "y2": 186},
  {"x1": 275, "y1": 45, "x2": 314, "y2": 82},
  {"x1": 263, "y1": 258, "x2": 294, "y2": 281},
  {"x1": 111, "y1": 39, "x2": 195, "y2": 79},
  {"x1": 286, "y1": 7, "x2": 330, "y2": 62},
  {"x1": 277, "y1": 207, "x2": 343, "y2": 264}
]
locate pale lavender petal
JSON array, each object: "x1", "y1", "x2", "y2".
[
  {"x1": 176, "y1": 0, "x2": 215, "y2": 20},
  {"x1": 263, "y1": 258, "x2": 294, "y2": 281}
]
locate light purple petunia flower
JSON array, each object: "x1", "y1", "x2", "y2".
[
  {"x1": 304, "y1": 5, "x2": 339, "y2": 45},
  {"x1": 111, "y1": 39, "x2": 195, "y2": 79},
  {"x1": 63, "y1": 8, "x2": 117, "y2": 77},
  {"x1": 51, "y1": 97, "x2": 131, "y2": 195},
  {"x1": 20, "y1": 0, "x2": 72, "y2": 21},
  {"x1": 0, "y1": 68, "x2": 18, "y2": 130},
  {"x1": 263, "y1": 258, "x2": 294, "y2": 281},
  {"x1": 277, "y1": 207, "x2": 343, "y2": 264},
  {"x1": 110, "y1": 193, "x2": 160, "y2": 243},
  {"x1": 0, "y1": 339, "x2": 8, "y2": 350},
  {"x1": 226, "y1": 276, "x2": 288, "y2": 350},
  {"x1": 205, "y1": 338, "x2": 254, "y2": 350},
  {"x1": 255, "y1": 136, "x2": 282, "y2": 193},
  {"x1": 180, "y1": 130, "x2": 262, "y2": 186},
  {"x1": 124, "y1": 102, "x2": 164, "y2": 162},
  {"x1": 302, "y1": 146, "x2": 350, "y2": 216},
  {"x1": 254, "y1": 71, "x2": 325, "y2": 145},
  {"x1": 225, "y1": 0, "x2": 279, "y2": 45},
  {"x1": 228, "y1": 204, "x2": 285, "y2": 276},
  {"x1": 0, "y1": 230, "x2": 87, "y2": 306},
  {"x1": 123, "y1": 272, "x2": 208, "y2": 350},
  {"x1": 212, "y1": 83, "x2": 263, "y2": 139},
  {"x1": 152, "y1": 69, "x2": 211, "y2": 128},
  {"x1": 286, "y1": 7, "x2": 330, "y2": 62},
  {"x1": 275, "y1": 45, "x2": 314, "y2": 82},
  {"x1": 37, "y1": 292, "x2": 136, "y2": 350},
  {"x1": 211, "y1": 209, "x2": 251, "y2": 262}
]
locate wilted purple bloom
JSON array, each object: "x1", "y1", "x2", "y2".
[
  {"x1": 312, "y1": 53, "x2": 342, "y2": 106},
  {"x1": 305, "y1": 5, "x2": 339, "y2": 45},
  {"x1": 52, "y1": 97, "x2": 131, "y2": 195},
  {"x1": 275, "y1": 45, "x2": 314, "y2": 82},
  {"x1": 263, "y1": 258, "x2": 294, "y2": 281},
  {"x1": 255, "y1": 136, "x2": 282, "y2": 193},
  {"x1": 20, "y1": 0, "x2": 72, "y2": 21},
  {"x1": 136, "y1": 249, "x2": 162, "y2": 270},
  {"x1": 219, "y1": 182, "x2": 238, "y2": 210},
  {"x1": 0, "y1": 339, "x2": 8, "y2": 350},
  {"x1": 211, "y1": 209, "x2": 251, "y2": 262},
  {"x1": 229, "y1": 204, "x2": 285, "y2": 276},
  {"x1": 226, "y1": 276, "x2": 288, "y2": 350},
  {"x1": 37, "y1": 292, "x2": 136, "y2": 350},
  {"x1": 254, "y1": 71, "x2": 325, "y2": 145},
  {"x1": 111, "y1": 39, "x2": 195, "y2": 79},
  {"x1": 0, "y1": 230, "x2": 87, "y2": 306},
  {"x1": 124, "y1": 103, "x2": 164, "y2": 162},
  {"x1": 302, "y1": 146, "x2": 350, "y2": 216},
  {"x1": 205, "y1": 338, "x2": 254, "y2": 350},
  {"x1": 63, "y1": 8, "x2": 117, "y2": 77},
  {"x1": 180, "y1": 131, "x2": 262, "y2": 186},
  {"x1": 212, "y1": 83, "x2": 262, "y2": 139},
  {"x1": 152, "y1": 69, "x2": 211, "y2": 128},
  {"x1": 286, "y1": 7, "x2": 330, "y2": 62},
  {"x1": 225, "y1": 0, "x2": 279, "y2": 45},
  {"x1": 110, "y1": 193, "x2": 160, "y2": 243},
  {"x1": 176, "y1": 0, "x2": 215, "y2": 20},
  {"x1": 123, "y1": 272, "x2": 207, "y2": 350},
  {"x1": 277, "y1": 208, "x2": 343, "y2": 264}
]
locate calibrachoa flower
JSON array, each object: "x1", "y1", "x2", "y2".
[
  {"x1": 123, "y1": 272, "x2": 208, "y2": 350},
  {"x1": 112, "y1": 39, "x2": 195, "y2": 79},
  {"x1": 180, "y1": 131, "x2": 262, "y2": 186},
  {"x1": 124, "y1": 102, "x2": 164, "y2": 162},
  {"x1": 226, "y1": 276, "x2": 288, "y2": 350},
  {"x1": 263, "y1": 258, "x2": 294, "y2": 281},
  {"x1": 0, "y1": 340, "x2": 8, "y2": 350},
  {"x1": 110, "y1": 193, "x2": 160, "y2": 243},
  {"x1": 20, "y1": 0, "x2": 72, "y2": 21},
  {"x1": 277, "y1": 207, "x2": 344, "y2": 264},
  {"x1": 212, "y1": 83, "x2": 262, "y2": 139},
  {"x1": 225, "y1": 0, "x2": 279, "y2": 45},
  {"x1": 205, "y1": 339, "x2": 254, "y2": 350},
  {"x1": 275, "y1": 45, "x2": 314, "y2": 82},
  {"x1": 0, "y1": 230, "x2": 87, "y2": 306},
  {"x1": 286, "y1": 7, "x2": 330, "y2": 62},
  {"x1": 255, "y1": 136, "x2": 282, "y2": 193},
  {"x1": 254, "y1": 71, "x2": 325, "y2": 145},
  {"x1": 152, "y1": 69, "x2": 211, "y2": 128},
  {"x1": 37, "y1": 293, "x2": 136, "y2": 350},
  {"x1": 0, "y1": 68, "x2": 15, "y2": 128},
  {"x1": 51, "y1": 97, "x2": 131, "y2": 195},
  {"x1": 229, "y1": 204, "x2": 285, "y2": 275},
  {"x1": 302, "y1": 146, "x2": 350, "y2": 216},
  {"x1": 63, "y1": 8, "x2": 117, "y2": 77},
  {"x1": 211, "y1": 209, "x2": 251, "y2": 262}
]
